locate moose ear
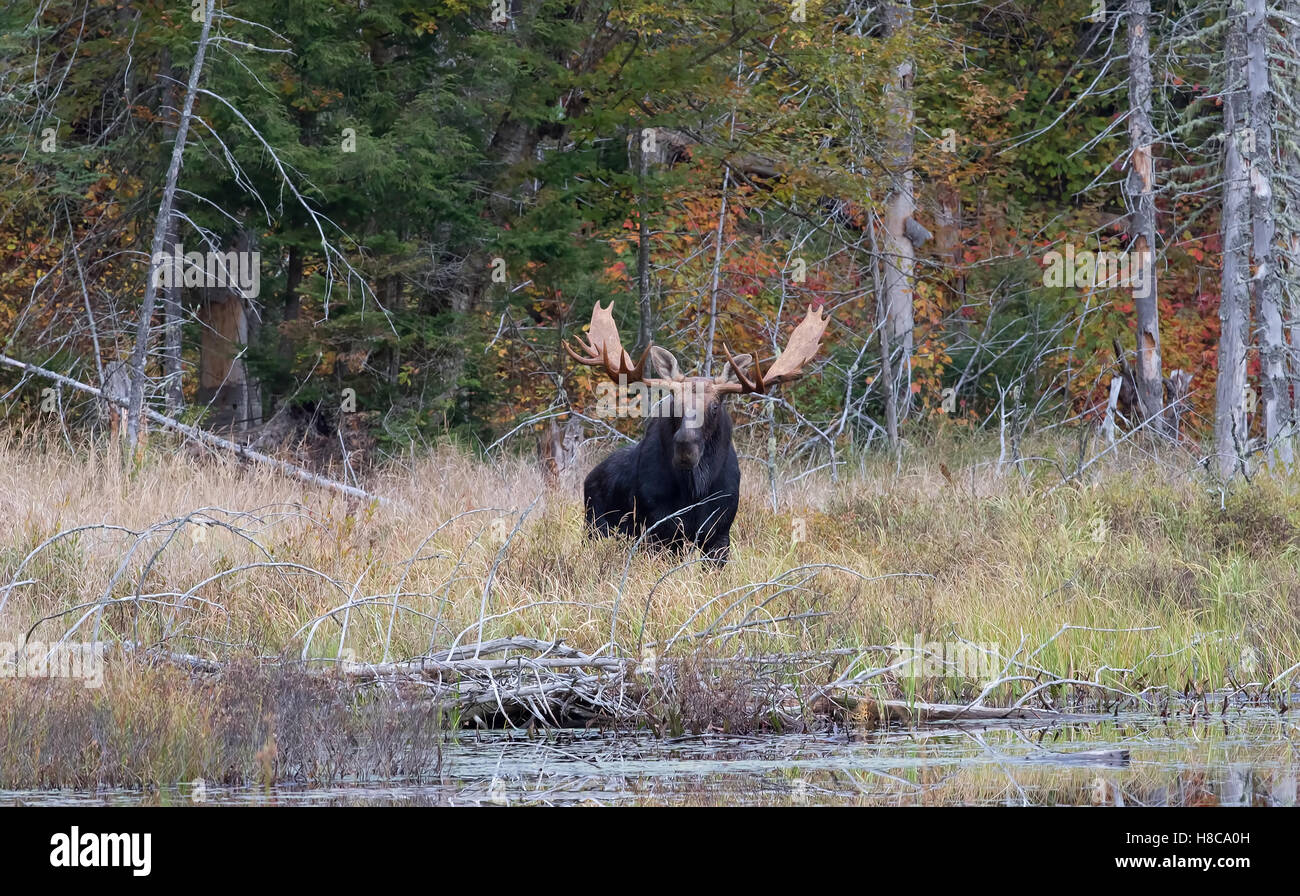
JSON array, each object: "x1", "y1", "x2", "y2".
[
  {"x1": 715, "y1": 353, "x2": 753, "y2": 386},
  {"x1": 648, "y1": 346, "x2": 683, "y2": 380}
]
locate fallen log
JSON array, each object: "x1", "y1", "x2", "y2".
[
  {"x1": 339, "y1": 654, "x2": 632, "y2": 680},
  {"x1": 79, "y1": 636, "x2": 1129, "y2": 731},
  {"x1": 429, "y1": 636, "x2": 593, "y2": 662},
  {"x1": 115, "y1": 642, "x2": 222, "y2": 673},
  {"x1": 0, "y1": 354, "x2": 387, "y2": 505},
  {"x1": 811, "y1": 693, "x2": 1109, "y2": 725},
  {"x1": 1025, "y1": 748, "x2": 1130, "y2": 766}
]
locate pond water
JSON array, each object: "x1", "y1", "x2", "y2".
[{"x1": 5, "y1": 710, "x2": 1296, "y2": 806}]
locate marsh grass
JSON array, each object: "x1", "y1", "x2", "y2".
[
  {"x1": 1, "y1": 424, "x2": 1299, "y2": 786},
  {"x1": 0, "y1": 658, "x2": 442, "y2": 789}
]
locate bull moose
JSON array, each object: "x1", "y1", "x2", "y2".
[{"x1": 566, "y1": 302, "x2": 828, "y2": 566}]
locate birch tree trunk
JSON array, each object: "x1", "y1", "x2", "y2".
[
  {"x1": 1126, "y1": 0, "x2": 1165, "y2": 436},
  {"x1": 870, "y1": 214, "x2": 899, "y2": 452},
  {"x1": 124, "y1": 0, "x2": 215, "y2": 449},
  {"x1": 1285, "y1": 0, "x2": 1300, "y2": 427},
  {"x1": 1246, "y1": 0, "x2": 1288, "y2": 467},
  {"x1": 703, "y1": 166, "x2": 730, "y2": 372},
  {"x1": 636, "y1": 124, "x2": 653, "y2": 354},
  {"x1": 161, "y1": 216, "x2": 184, "y2": 417},
  {"x1": 881, "y1": 0, "x2": 916, "y2": 422},
  {"x1": 1214, "y1": 4, "x2": 1252, "y2": 480},
  {"x1": 159, "y1": 49, "x2": 185, "y2": 417}
]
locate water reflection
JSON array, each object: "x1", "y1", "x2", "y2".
[{"x1": 4, "y1": 711, "x2": 1296, "y2": 806}]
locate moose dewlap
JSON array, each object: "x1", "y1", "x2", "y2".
[{"x1": 568, "y1": 301, "x2": 828, "y2": 566}]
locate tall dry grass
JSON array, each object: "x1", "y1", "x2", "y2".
[{"x1": 1, "y1": 425, "x2": 1298, "y2": 720}]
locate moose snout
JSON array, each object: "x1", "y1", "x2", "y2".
[{"x1": 672, "y1": 431, "x2": 703, "y2": 470}]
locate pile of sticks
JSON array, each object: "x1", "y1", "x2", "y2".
[
  {"x1": 114, "y1": 637, "x2": 1114, "y2": 730},
  {"x1": 336, "y1": 637, "x2": 643, "y2": 727}
]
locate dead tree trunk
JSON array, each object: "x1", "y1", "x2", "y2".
[
  {"x1": 197, "y1": 231, "x2": 259, "y2": 432},
  {"x1": 1284, "y1": 0, "x2": 1300, "y2": 427},
  {"x1": 703, "y1": 166, "x2": 731, "y2": 372},
  {"x1": 1126, "y1": 0, "x2": 1166, "y2": 436},
  {"x1": 159, "y1": 49, "x2": 185, "y2": 418},
  {"x1": 870, "y1": 214, "x2": 899, "y2": 452},
  {"x1": 244, "y1": 250, "x2": 263, "y2": 430},
  {"x1": 161, "y1": 214, "x2": 184, "y2": 417},
  {"x1": 1214, "y1": 5, "x2": 1252, "y2": 480},
  {"x1": 125, "y1": 0, "x2": 214, "y2": 450},
  {"x1": 1247, "y1": 0, "x2": 1290, "y2": 467},
  {"x1": 0, "y1": 355, "x2": 385, "y2": 504},
  {"x1": 198, "y1": 287, "x2": 250, "y2": 430},
  {"x1": 635, "y1": 124, "x2": 653, "y2": 354},
  {"x1": 881, "y1": 0, "x2": 916, "y2": 423}
]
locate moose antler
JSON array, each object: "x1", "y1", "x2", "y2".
[
  {"x1": 565, "y1": 301, "x2": 657, "y2": 384},
  {"x1": 717, "y1": 304, "x2": 828, "y2": 394}
]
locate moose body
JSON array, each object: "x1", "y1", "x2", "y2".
[
  {"x1": 584, "y1": 391, "x2": 742, "y2": 564},
  {"x1": 567, "y1": 301, "x2": 828, "y2": 567}
]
